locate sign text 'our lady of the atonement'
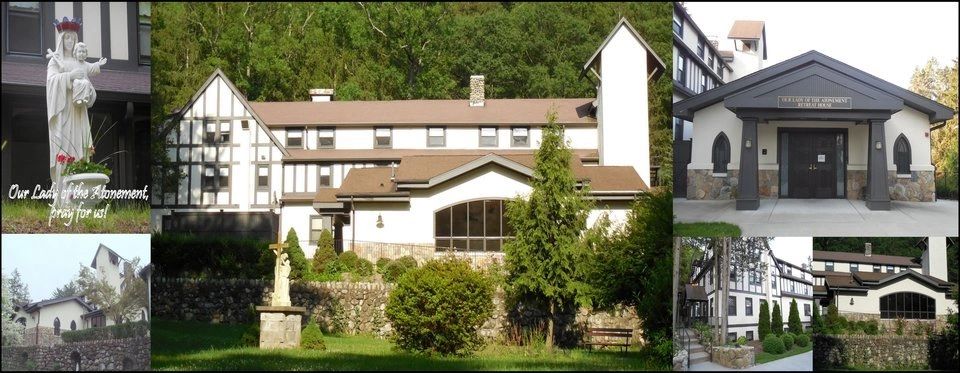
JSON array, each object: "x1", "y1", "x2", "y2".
[{"x1": 778, "y1": 96, "x2": 852, "y2": 109}]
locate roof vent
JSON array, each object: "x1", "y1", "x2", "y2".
[
  {"x1": 309, "y1": 88, "x2": 334, "y2": 102},
  {"x1": 469, "y1": 75, "x2": 485, "y2": 107},
  {"x1": 865, "y1": 242, "x2": 872, "y2": 257}
]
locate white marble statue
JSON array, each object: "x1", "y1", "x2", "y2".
[
  {"x1": 45, "y1": 17, "x2": 107, "y2": 196},
  {"x1": 273, "y1": 252, "x2": 292, "y2": 307}
]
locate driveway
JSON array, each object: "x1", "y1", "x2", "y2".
[
  {"x1": 674, "y1": 199, "x2": 959, "y2": 236},
  {"x1": 689, "y1": 350, "x2": 812, "y2": 371}
]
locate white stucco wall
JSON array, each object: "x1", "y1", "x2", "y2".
[
  {"x1": 836, "y1": 275, "x2": 955, "y2": 316},
  {"x1": 598, "y1": 24, "x2": 650, "y2": 187},
  {"x1": 885, "y1": 107, "x2": 934, "y2": 172},
  {"x1": 268, "y1": 126, "x2": 596, "y2": 151},
  {"x1": 29, "y1": 302, "x2": 88, "y2": 330},
  {"x1": 689, "y1": 103, "x2": 741, "y2": 171}
]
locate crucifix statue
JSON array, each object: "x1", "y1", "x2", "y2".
[{"x1": 268, "y1": 240, "x2": 291, "y2": 307}]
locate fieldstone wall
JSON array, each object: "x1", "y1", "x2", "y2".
[
  {"x1": 22, "y1": 326, "x2": 60, "y2": 346},
  {"x1": 152, "y1": 278, "x2": 642, "y2": 342},
  {"x1": 673, "y1": 349, "x2": 689, "y2": 371},
  {"x1": 839, "y1": 311, "x2": 948, "y2": 333},
  {"x1": 687, "y1": 169, "x2": 739, "y2": 199},
  {"x1": 351, "y1": 242, "x2": 506, "y2": 270},
  {"x1": 889, "y1": 170, "x2": 935, "y2": 201},
  {"x1": 758, "y1": 170, "x2": 778, "y2": 198},
  {"x1": 847, "y1": 170, "x2": 867, "y2": 199},
  {"x1": 813, "y1": 334, "x2": 929, "y2": 370},
  {"x1": 1, "y1": 337, "x2": 149, "y2": 371},
  {"x1": 712, "y1": 345, "x2": 755, "y2": 369}
]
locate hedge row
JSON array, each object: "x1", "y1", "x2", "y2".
[{"x1": 60, "y1": 320, "x2": 150, "y2": 343}]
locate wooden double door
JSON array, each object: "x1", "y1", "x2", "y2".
[{"x1": 782, "y1": 130, "x2": 845, "y2": 199}]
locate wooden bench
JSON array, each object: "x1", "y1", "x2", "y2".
[{"x1": 583, "y1": 327, "x2": 632, "y2": 352}]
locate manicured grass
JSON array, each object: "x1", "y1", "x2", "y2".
[
  {"x1": 673, "y1": 222, "x2": 742, "y2": 237},
  {"x1": 152, "y1": 320, "x2": 669, "y2": 371},
  {"x1": 754, "y1": 343, "x2": 812, "y2": 365},
  {"x1": 1, "y1": 199, "x2": 149, "y2": 233}
]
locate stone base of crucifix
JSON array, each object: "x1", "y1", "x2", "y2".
[{"x1": 255, "y1": 305, "x2": 306, "y2": 349}]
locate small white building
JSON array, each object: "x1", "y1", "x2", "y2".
[
  {"x1": 683, "y1": 243, "x2": 814, "y2": 343},
  {"x1": 812, "y1": 237, "x2": 955, "y2": 323},
  {"x1": 150, "y1": 19, "x2": 666, "y2": 262}
]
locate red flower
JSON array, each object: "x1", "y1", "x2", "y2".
[
  {"x1": 57, "y1": 153, "x2": 66, "y2": 164},
  {"x1": 67, "y1": 156, "x2": 76, "y2": 163}
]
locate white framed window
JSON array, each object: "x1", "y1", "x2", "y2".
[
  {"x1": 203, "y1": 165, "x2": 230, "y2": 191},
  {"x1": 427, "y1": 127, "x2": 446, "y2": 147},
  {"x1": 511, "y1": 127, "x2": 529, "y2": 147},
  {"x1": 825, "y1": 261, "x2": 835, "y2": 271},
  {"x1": 257, "y1": 165, "x2": 269, "y2": 190},
  {"x1": 219, "y1": 121, "x2": 231, "y2": 143},
  {"x1": 286, "y1": 128, "x2": 304, "y2": 148},
  {"x1": 850, "y1": 263, "x2": 859, "y2": 272},
  {"x1": 310, "y1": 215, "x2": 333, "y2": 245},
  {"x1": 319, "y1": 165, "x2": 332, "y2": 187},
  {"x1": 375, "y1": 127, "x2": 392, "y2": 148},
  {"x1": 318, "y1": 128, "x2": 335, "y2": 149},
  {"x1": 479, "y1": 127, "x2": 498, "y2": 147},
  {"x1": 205, "y1": 121, "x2": 217, "y2": 144}
]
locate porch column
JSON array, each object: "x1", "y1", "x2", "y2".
[
  {"x1": 866, "y1": 119, "x2": 891, "y2": 210},
  {"x1": 737, "y1": 117, "x2": 759, "y2": 210}
]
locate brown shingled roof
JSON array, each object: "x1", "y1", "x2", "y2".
[
  {"x1": 728, "y1": 21, "x2": 765, "y2": 39},
  {"x1": 578, "y1": 165, "x2": 647, "y2": 192},
  {"x1": 248, "y1": 98, "x2": 596, "y2": 127},
  {"x1": 337, "y1": 168, "x2": 407, "y2": 197},
  {"x1": 813, "y1": 250, "x2": 920, "y2": 267}
]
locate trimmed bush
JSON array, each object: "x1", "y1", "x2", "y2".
[
  {"x1": 312, "y1": 229, "x2": 338, "y2": 273},
  {"x1": 385, "y1": 259, "x2": 494, "y2": 356},
  {"x1": 60, "y1": 320, "x2": 149, "y2": 343},
  {"x1": 812, "y1": 304, "x2": 824, "y2": 333},
  {"x1": 736, "y1": 336, "x2": 747, "y2": 347},
  {"x1": 762, "y1": 334, "x2": 785, "y2": 354},
  {"x1": 781, "y1": 332, "x2": 795, "y2": 349},
  {"x1": 376, "y1": 258, "x2": 393, "y2": 274},
  {"x1": 338, "y1": 251, "x2": 361, "y2": 270},
  {"x1": 772, "y1": 303, "x2": 784, "y2": 336},
  {"x1": 382, "y1": 256, "x2": 418, "y2": 282},
  {"x1": 758, "y1": 301, "x2": 771, "y2": 341},
  {"x1": 794, "y1": 333, "x2": 809, "y2": 347},
  {"x1": 239, "y1": 322, "x2": 259, "y2": 347},
  {"x1": 788, "y1": 299, "x2": 803, "y2": 334},
  {"x1": 301, "y1": 321, "x2": 327, "y2": 350}
]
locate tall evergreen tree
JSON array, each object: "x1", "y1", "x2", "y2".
[
  {"x1": 312, "y1": 229, "x2": 337, "y2": 274},
  {"x1": 812, "y1": 303, "x2": 824, "y2": 334},
  {"x1": 772, "y1": 302, "x2": 784, "y2": 336},
  {"x1": 788, "y1": 299, "x2": 803, "y2": 334},
  {"x1": 758, "y1": 300, "x2": 771, "y2": 341},
  {"x1": 504, "y1": 112, "x2": 592, "y2": 350},
  {"x1": 6, "y1": 270, "x2": 30, "y2": 305},
  {"x1": 51, "y1": 279, "x2": 81, "y2": 299},
  {"x1": 2, "y1": 273, "x2": 25, "y2": 346},
  {"x1": 283, "y1": 228, "x2": 311, "y2": 280}
]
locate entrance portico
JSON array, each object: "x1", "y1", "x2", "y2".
[{"x1": 675, "y1": 51, "x2": 955, "y2": 211}]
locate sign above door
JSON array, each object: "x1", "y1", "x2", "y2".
[{"x1": 778, "y1": 96, "x2": 852, "y2": 109}]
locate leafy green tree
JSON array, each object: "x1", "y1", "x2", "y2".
[
  {"x1": 788, "y1": 299, "x2": 803, "y2": 334},
  {"x1": 2, "y1": 273, "x2": 25, "y2": 346},
  {"x1": 758, "y1": 300, "x2": 771, "y2": 341},
  {"x1": 503, "y1": 113, "x2": 592, "y2": 350},
  {"x1": 312, "y1": 229, "x2": 337, "y2": 274},
  {"x1": 771, "y1": 302, "x2": 784, "y2": 336},
  {"x1": 910, "y1": 58, "x2": 958, "y2": 199},
  {"x1": 76, "y1": 258, "x2": 148, "y2": 325},
  {"x1": 51, "y1": 279, "x2": 82, "y2": 299},
  {"x1": 6, "y1": 270, "x2": 30, "y2": 305},
  {"x1": 283, "y1": 228, "x2": 311, "y2": 280}
]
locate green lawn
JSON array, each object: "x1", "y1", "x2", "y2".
[
  {"x1": 673, "y1": 222, "x2": 742, "y2": 237},
  {"x1": 1, "y1": 199, "x2": 149, "y2": 233},
  {"x1": 754, "y1": 343, "x2": 812, "y2": 365},
  {"x1": 152, "y1": 320, "x2": 668, "y2": 371}
]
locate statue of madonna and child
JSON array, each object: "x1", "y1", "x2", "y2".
[{"x1": 45, "y1": 17, "x2": 109, "y2": 208}]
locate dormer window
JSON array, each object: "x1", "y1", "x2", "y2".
[
  {"x1": 375, "y1": 127, "x2": 393, "y2": 148},
  {"x1": 286, "y1": 128, "x2": 304, "y2": 148},
  {"x1": 479, "y1": 127, "x2": 498, "y2": 147},
  {"x1": 318, "y1": 128, "x2": 335, "y2": 149},
  {"x1": 428, "y1": 127, "x2": 446, "y2": 147}
]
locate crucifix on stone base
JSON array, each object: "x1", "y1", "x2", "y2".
[{"x1": 269, "y1": 239, "x2": 292, "y2": 307}]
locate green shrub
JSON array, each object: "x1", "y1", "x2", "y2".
[
  {"x1": 382, "y1": 256, "x2": 418, "y2": 282},
  {"x1": 788, "y1": 300, "x2": 803, "y2": 334},
  {"x1": 812, "y1": 304, "x2": 824, "y2": 334},
  {"x1": 762, "y1": 334, "x2": 785, "y2": 354},
  {"x1": 895, "y1": 317, "x2": 906, "y2": 335},
  {"x1": 771, "y1": 303, "x2": 784, "y2": 336},
  {"x1": 60, "y1": 320, "x2": 150, "y2": 342},
  {"x1": 385, "y1": 259, "x2": 494, "y2": 356},
  {"x1": 376, "y1": 258, "x2": 393, "y2": 274},
  {"x1": 301, "y1": 321, "x2": 327, "y2": 350},
  {"x1": 758, "y1": 301, "x2": 771, "y2": 341},
  {"x1": 781, "y1": 332, "x2": 795, "y2": 349},
  {"x1": 863, "y1": 320, "x2": 879, "y2": 335},
  {"x1": 338, "y1": 251, "x2": 361, "y2": 270},
  {"x1": 240, "y1": 322, "x2": 259, "y2": 347},
  {"x1": 794, "y1": 333, "x2": 809, "y2": 347},
  {"x1": 824, "y1": 304, "x2": 845, "y2": 334},
  {"x1": 736, "y1": 336, "x2": 747, "y2": 347},
  {"x1": 152, "y1": 233, "x2": 272, "y2": 279},
  {"x1": 312, "y1": 230, "x2": 338, "y2": 274}
]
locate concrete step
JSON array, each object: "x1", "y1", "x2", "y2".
[
  {"x1": 690, "y1": 355, "x2": 710, "y2": 365},
  {"x1": 689, "y1": 344, "x2": 705, "y2": 354},
  {"x1": 689, "y1": 351, "x2": 709, "y2": 362}
]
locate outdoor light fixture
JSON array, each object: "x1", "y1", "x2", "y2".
[
  {"x1": 745, "y1": 139, "x2": 752, "y2": 148},
  {"x1": 376, "y1": 214, "x2": 384, "y2": 228},
  {"x1": 849, "y1": 298, "x2": 854, "y2": 305},
  {"x1": 875, "y1": 141, "x2": 882, "y2": 150}
]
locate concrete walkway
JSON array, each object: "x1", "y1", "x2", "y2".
[
  {"x1": 674, "y1": 199, "x2": 959, "y2": 236},
  {"x1": 689, "y1": 350, "x2": 812, "y2": 371}
]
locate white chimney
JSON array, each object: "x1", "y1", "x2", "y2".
[
  {"x1": 309, "y1": 88, "x2": 334, "y2": 102},
  {"x1": 469, "y1": 75, "x2": 485, "y2": 107},
  {"x1": 864, "y1": 242, "x2": 872, "y2": 257},
  {"x1": 922, "y1": 237, "x2": 948, "y2": 281}
]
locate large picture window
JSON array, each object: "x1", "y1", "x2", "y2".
[
  {"x1": 434, "y1": 199, "x2": 513, "y2": 252},
  {"x1": 880, "y1": 292, "x2": 935, "y2": 319},
  {"x1": 894, "y1": 134, "x2": 911, "y2": 175},
  {"x1": 712, "y1": 132, "x2": 730, "y2": 173}
]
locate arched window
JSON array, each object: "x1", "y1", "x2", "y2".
[
  {"x1": 141, "y1": 309, "x2": 147, "y2": 322},
  {"x1": 893, "y1": 134, "x2": 911, "y2": 175},
  {"x1": 70, "y1": 320, "x2": 77, "y2": 331},
  {"x1": 880, "y1": 292, "x2": 935, "y2": 319},
  {"x1": 712, "y1": 132, "x2": 730, "y2": 173},
  {"x1": 53, "y1": 317, "x2": 61, "y2": 336},
  {"x1": 434, "y1": 199, "x2": 514, "y2": 252}
]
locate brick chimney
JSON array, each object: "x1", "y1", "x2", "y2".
[
  {"x1": 309, "y1": 88, "x2": 334, "y2": 102},
  {"x1": 469, "y1": 75, "x2": 485, "y2": 107},
  {"x1": 864, "y1": 242, "x2": 872, "y2": 257}
]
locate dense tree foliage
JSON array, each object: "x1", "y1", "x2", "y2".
[
  {"x1": 910, "y1": 58, "x2": 958, "y2": 199},
  {"x1": 152, "y1": 3, "x2": 674, "y2": 187},
  {"x1": 2, "y1": 273, "x2": 25, "y2": 346},
  {"x1": 788, "y1": 299, "x2": 802, "y2": 335}
]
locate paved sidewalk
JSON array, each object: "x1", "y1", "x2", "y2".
[
  {"x1": 689, "y1": 350, "x2": 812, "y2": 371},
  {"x1": 674, "y1": 199, "x2": 959, "y2": 236}
]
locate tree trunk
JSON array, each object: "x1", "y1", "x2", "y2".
[
  {"x1": 547, "y1": 299, "x2": 555, "y2": 351},
  {"x1": 672, "y1": 237, "x2": 681, "y2": 335}
]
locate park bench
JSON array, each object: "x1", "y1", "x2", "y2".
[{"x1": 583, "y1": 327, "x2": 632, "y2": 352}]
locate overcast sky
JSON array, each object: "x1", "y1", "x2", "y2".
[
  {"x1": 684, "y1": 2, "x2": 959, "y2": 88},
  {"x1": 1, "y1": 235, "x2": 150, "y2": 303},
  {"x1": 770, "y1": 237, "x2": 812, "y2": 268}
]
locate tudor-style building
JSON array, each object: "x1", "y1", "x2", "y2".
[
  {"x1": 10, "y1": 244, "x2": 149, "y2": 346},
  {"x1": 682, "y1": 242, "x2": 813, "y2": 345},
  {"x1": 1, "y1": 2, "x2": 151, "y2": 196},
  {"x1": 674, "y1": 49, "x2": 955, "y2": 210},
  {"x1": 812, "y1": 237, "x2": 956, "y2": 326},
  {"x1": 150, "y1": 19, "x2": 665, "y2": 261}
]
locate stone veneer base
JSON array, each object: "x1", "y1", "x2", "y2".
[{"x1": 687, "y1": 169, "x2": 936, "y2": 202}]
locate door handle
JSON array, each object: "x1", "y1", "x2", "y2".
[{"x1": 813, "y1": 164, "x2": 817, "y2": 170}]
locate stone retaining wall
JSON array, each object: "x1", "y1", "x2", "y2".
[
  {"x1": 838, "y1": 311, "x2": 948, "y2": 333},
  {"x1": 152, "y1": 278, "x2": 642, "y2": 343},
  {"x1": 813, "y1": 334, "x2": 929, "y2": 370},
  {"x1": 1, "y1": 337, "x2": 149, "y2": 371},
  {"x1": 686, "y1": 169, "x2": 936, "y2": 201},
  {"x1": 22, "y1": 326, "x2": 60, "y2": 346},
  {"x1": 712, "y1": 345, "x2": 755, "y2": 369}
]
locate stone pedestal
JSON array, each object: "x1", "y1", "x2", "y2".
[{"x1": 256, "y1": 306, "x2": 306, "y2": 349}]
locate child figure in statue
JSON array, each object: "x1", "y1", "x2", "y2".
[{"x1": 70, "y1": 42, "x2": 106, "y2": 106}]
